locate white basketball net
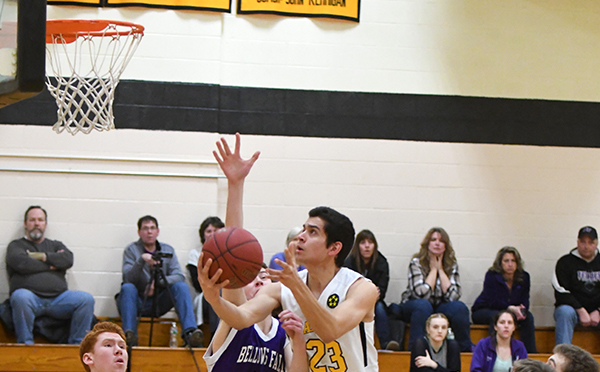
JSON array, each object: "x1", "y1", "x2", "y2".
[{"x1": 46, "y1": 22, "x2": 143, "y2": 135}]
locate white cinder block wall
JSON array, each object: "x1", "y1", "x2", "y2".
[{"x1": 2, "y1": 1, "x2": 600, "y2": 326}]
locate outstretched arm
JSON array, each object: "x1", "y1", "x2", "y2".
[
  {"x1": 200, "y1": 133, "x2": 273, "y2": 328},
  {"x1": 215, "y1": 133, "x2": 260, "y2": 306},
  {"x1": 269, "y1": 247, "x2": 379, "y2": 343},
  {"x1": 213, "y1": 133, "x2": 259, "y2": 229}
]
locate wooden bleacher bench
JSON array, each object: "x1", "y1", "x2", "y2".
[
  {"x1": 379, "y1": 323, "x2": 600, "y2": 354},
  {"x1": 0, "y1": 316, "x2": 212, "y2": 347},
  {"x1": 1, "y1": 319, "x2": 600, "y2": 372}
]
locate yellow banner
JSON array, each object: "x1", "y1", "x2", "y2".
[
  {"x1": 238, "y1": 0, "x2": 359, "y2": 22},
  {"x1": 106, "y1": 0, "x2": 231, "y2": 11},
  {"x1": 48, "y1": 0, "x2": 101, "y2": 5}
]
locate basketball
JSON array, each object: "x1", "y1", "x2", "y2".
[{"x1": 201, "y1": 227, "x2": 264, "y2": 289}]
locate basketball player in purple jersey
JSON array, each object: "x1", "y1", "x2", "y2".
[
  {"x1": 203, "y1": 136, "x2": 306, "y2": 372},
  {"x1": 199, "y1": 134, "x2": 379, "y2": 372},
  {"x1": 203, "y1": 265, "x2": 306, "y2": 372}
]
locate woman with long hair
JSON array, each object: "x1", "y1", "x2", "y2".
[
  {"x1": 392, "y1": 227, "x2": 473, "y2": 351},
  {"x1": 344, "y1": 229, "x2": 399, "y2": 350},
  {"x1": 410, "y1": 313, "x2": 460, "y2": 372},
  {"x1": 470, "y1": 310, "x2": 527, "y2": 372},
  {"x1": 471, "y1": 246, "x2": 536, "y2": 353}
]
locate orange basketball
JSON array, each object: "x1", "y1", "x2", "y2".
[{"x1": 201, "y1": 227, "x2": 263, "y2": 289}]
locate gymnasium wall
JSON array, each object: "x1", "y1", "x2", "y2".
[{"x1": 1, "y1": 1, "x2": 600, "y2": 327}]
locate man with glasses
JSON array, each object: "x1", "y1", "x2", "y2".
[{"x1": 116, "y1": 215, "x2": 202, "y2": 347}]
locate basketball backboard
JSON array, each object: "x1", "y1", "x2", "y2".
[{"x1": 0, "y1": 0, "x2": 46, "y2": 108}]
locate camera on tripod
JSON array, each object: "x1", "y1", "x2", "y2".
[{"x1": 152, "y1": 251, "x2": 173, "y2": 261}]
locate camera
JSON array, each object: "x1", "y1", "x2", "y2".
[{"x1": 152, "y1": 251, "x2": 173, "y2": 260}]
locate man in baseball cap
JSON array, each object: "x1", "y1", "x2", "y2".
[{"x1": 552, "y1": 226, "x2": 600, "y2": 344}]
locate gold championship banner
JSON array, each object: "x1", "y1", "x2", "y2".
[
  {"x1": 48, "y1": 0, "x2": 101, "y2": 5},
  {"x1": 106, "y1": 0, "x2": 231, "y2": 11},
  {"x1": 238, "y1": 0, "x2": 360, "y2": 22},
  {"x1": 49, "y1": 0, "x2": 231, "y2": 12}
]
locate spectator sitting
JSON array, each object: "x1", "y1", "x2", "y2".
[
  {"x1": 5, "y1": 205, "x2": 95, "y2": 344},
  {"x1": 553, "y1": 226, "x2": 600, "y2": 345},
  {"x1": 115, "y1": 215, "x2": 202, "y2": 347},
  {"x1": 410, "y1": 313, "x2": 460, "y2": 372},
  {"x1": 471, "y1": 310, "x2": 527, "y2": 372},
  {"x1": 187, "y1": 216, "x2": 224, "y2": 340},
  {"x1": 471, "y1": 246, "x2": 537, "y2": 353},
  {"x1": 391, "y1": 227, "x2": 473, "y2": 352},
  {"x1": 344, "y1": 229, "x2": 398, "y2": 351}
]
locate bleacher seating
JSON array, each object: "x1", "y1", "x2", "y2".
[{"x1": 1, "y1": 318, "x2": 599, "y2": 372}]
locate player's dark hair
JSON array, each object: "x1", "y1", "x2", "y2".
[
  {"x1": 137, "y1": 215, "x2": 158, "y2": 230},
  {"x1": 512, "y1": 359, "x2": 555, "y2": 372},
  {"x1": 553, "y1": 344, "x2": 600, "y2": 372},
  {"x1": 308, "y1": 206, "x2": 355, "y2": 268},
  {"x1": 24, "y1": 205, "x2": 47, "y2": 222},
  {"x1": 199, "y1": 216, "x2": 224, "y2": 244}
]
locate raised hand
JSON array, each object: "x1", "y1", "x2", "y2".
[
  {"x1": 213, "y1": 133, "x2": 260, "y2": 184},
  {"x1": 267, "y1": 245, "x2": 301, "y2": 287}
]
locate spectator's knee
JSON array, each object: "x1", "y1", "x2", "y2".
[
  {"x1": 554, "y1": 305, "x2": 576, "y2": 320},
  {"x1": 413, "y1": 299, "x2": 433, "y2": 312},
  {"x1": 10, "y1": 289, "x2": 36, "y2": 308},
  {"x1": 120, "y1": 283, "x2": 137, "y2": 295}
]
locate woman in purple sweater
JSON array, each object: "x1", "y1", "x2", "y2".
[
  {"x1": 470, "y1": 310, "x2": 527, "y2": 372},
  {"x1": 471, "y1": 246, "x2": 536, "y2": 353}
]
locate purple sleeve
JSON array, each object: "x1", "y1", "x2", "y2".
[{"x1": 469, "y1": 339, "x2": 487, "y2": 372}]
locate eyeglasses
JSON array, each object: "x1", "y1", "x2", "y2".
[{"x1": 140, "y1": 226, "x2": 157, "y2": 232}]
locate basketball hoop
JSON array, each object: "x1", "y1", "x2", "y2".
[{"x1": 45, "y1": 20, "x2": 144, "y2": 135}]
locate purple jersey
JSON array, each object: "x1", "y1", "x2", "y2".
[{"x1": 204, "y1": 318, "x2": 288, "y2": 372}]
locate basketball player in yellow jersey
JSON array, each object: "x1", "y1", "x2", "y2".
[{"x1": 199, "y1": 134, "x2": 379, "y2": 372}]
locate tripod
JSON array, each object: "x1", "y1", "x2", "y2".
[
  {"x1": 129, "y1": 245, "x2": 201, "y2": 372},
  {"x1": 140, "y1": 259, "x2": 177, "y2": 347}
]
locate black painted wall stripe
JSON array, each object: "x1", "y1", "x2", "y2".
[{"x1": 1, "y1": 79, "x2": 599, "y2": 148}]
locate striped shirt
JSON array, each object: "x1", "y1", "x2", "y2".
[{"x1": 401, "y1": 257, "x2": 461, "y2": 306}]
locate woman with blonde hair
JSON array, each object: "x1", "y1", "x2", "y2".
[
  {"x1": 410, "y1": 313, "x2": 460, "y2": 372},
  {"x1": 471, "y1": 246, "x2": 536, "y2": 353},
  {"x1": 391, "y1": 227, "x2": 473, "y2": 351}
]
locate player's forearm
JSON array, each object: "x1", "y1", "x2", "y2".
[
  {"x1": 288, "y1": 335, "x2": 309, "y2": 372},
  {"x1": 209, "y1": 296, "x2": 257, "y2": 330},
  {"x1": 225, "y1": 180, "x2": 244, "y2": 228},
  {"x1": 288, "y1": 281, "x2": 342, "y2": 343},
  {"x1": 222, "y1": 287, "x2": 246, "y2": 306}
]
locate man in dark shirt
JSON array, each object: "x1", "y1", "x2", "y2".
[
  {"x1": 552, "y1": 226, "x2": 600, "y2": 345},
  {"x1": 5, "y1": 205, "x2": 95, "y2": 344}
]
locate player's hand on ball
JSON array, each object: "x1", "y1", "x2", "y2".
[
  {"x1": 198, "y1": 252, "x2": 229, "y2": 303},
  {"x1": 213, "y1": 133, "x2": 260, "y2": 184}
]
